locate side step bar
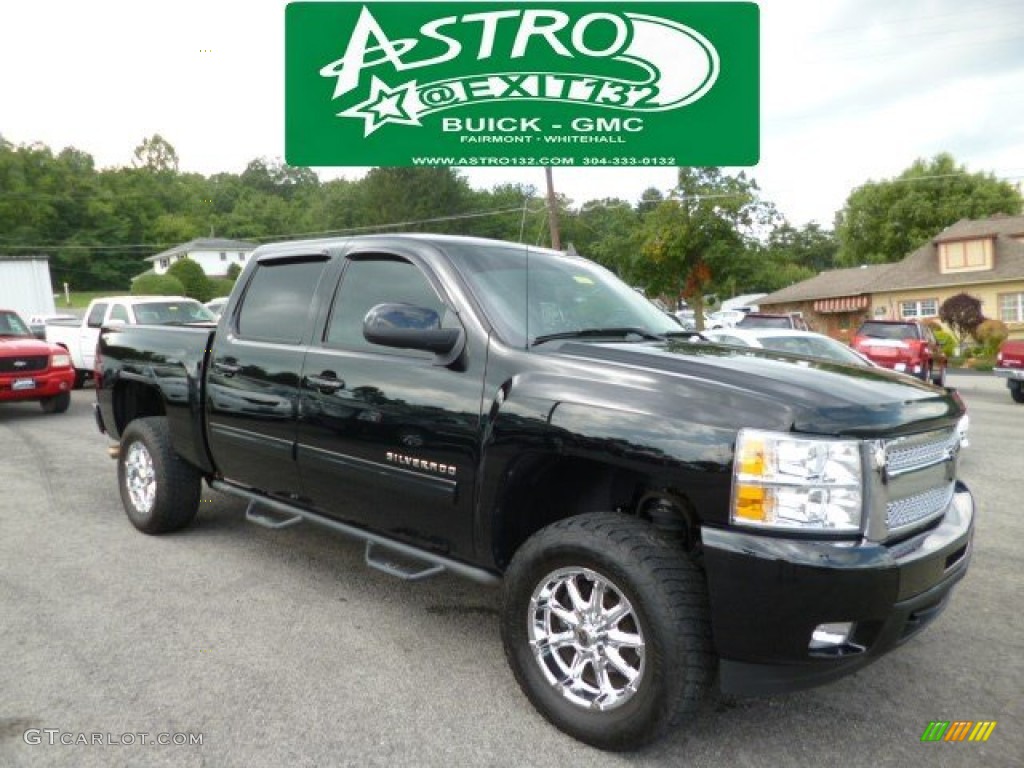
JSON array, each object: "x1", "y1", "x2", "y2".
[
  {"x1": 209, "y1": 480, "x2": 499, "y2": 586},
  {"x1": 245, "y1": 501, "x2": 303, "y2": 530},
  {"x1": 365, "y1": 542, "x2": 445, "y2": 581}
]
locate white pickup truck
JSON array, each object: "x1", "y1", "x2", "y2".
[{"x1": 45, "y1": 295, "x2": 215, "y2": 387}]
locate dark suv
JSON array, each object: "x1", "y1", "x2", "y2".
[
  {"x1": 738, "y1": 312, "x2": 810, "y2": 331},
  {"x1": 852, "y1": 320, "x2": 947, "y2": 385}
]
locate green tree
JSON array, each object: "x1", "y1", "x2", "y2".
[
  {"x1": 226, "y1": 262, "x2": 242, "y2": 280},
  {"x1": 167, "y1": 257, "x2": 212, "y2": 301},
  {"x1": 836, "y1": 153, "x2": 1022, "y2": 265},
  {"x1": 637, "y1": 168, "x2": 775, "y2": 326},
  {"x1": 132, "y1": 134, "x2": 180, "y2": 173},
  {"x1": 358, "y1": 167, "x2": 474, "y2": 231}
]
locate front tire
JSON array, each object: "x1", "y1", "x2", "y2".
[
  {"x1": 39, "y1": 392, "x2": 71, "y2": 413},
  {"x1": 117, "y1": 417, "x2": 201, "y2": 534},
  {"x1": 931, "y1": 365, "x2": 946, "y2": 387},
  {"x1": 501, "y1": 513, "x2": 713, "y2": 751},
  {"x1": 1011, "y1": 381, "x2": 1024, "y2": 404}
]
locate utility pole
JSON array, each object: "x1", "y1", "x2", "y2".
[{"x1": 544, "y1": 166, "x2": 562, "y2": 251}]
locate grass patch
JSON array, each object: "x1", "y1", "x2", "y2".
[{"x1": 55, "y1": 290, "x2": 125, "y2": 309}]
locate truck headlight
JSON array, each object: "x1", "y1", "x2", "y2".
[
  {"x1": 51, "y1": 353, "x2": 72, "y2": 368},
  {"x1": 731, "y1": 429, "x2": 863, "y2": 532}
]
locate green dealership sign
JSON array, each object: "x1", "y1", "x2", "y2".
[{"x1": 286, "y1": 2, "x2": 759, "y2": 167}]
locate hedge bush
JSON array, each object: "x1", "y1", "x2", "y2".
[{"x1": 131, "y1": 273, "x2": 185, "y2": 296}]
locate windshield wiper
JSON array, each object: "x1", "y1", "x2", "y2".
[{"x1": 531, "y1": 327, "x2": 665, "y2": 347}]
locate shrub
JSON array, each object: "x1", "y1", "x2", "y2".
[
  {"x1": 939, "y1": 293, "x2": 984, "y2": 354},
  {"x1": 167, "y1": 257, "x2": 213, "y2": 302},
  {"x1": 208, "y1": 277, "x2": 235, "y2": 298},
  {"x1": 933, "y1": 328, "x2": 956, "y2": 359},
  {"x1": 973, "y1": 318, "x2": 1009, "y2": 356},
  {"x1": 132, "y1": 273, "x2": 185, "y2": 296},
  {"x1": 226, "y1": 262, "x2": 242, "y2": 280}
]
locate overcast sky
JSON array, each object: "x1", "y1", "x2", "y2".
[{"x1": 1, "y1": 0, "x2": 1021, "y2": 229}]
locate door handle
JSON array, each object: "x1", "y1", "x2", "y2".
[
  {"x1": 213, "y1": 361, "x2": 241, "y2": 377},
  {"x1": 305, "y1": 374, "x2": 345, "y2": 393}
]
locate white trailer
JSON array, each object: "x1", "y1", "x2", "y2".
[{"x1": 0, "y1": 255, "x2": 57, "y2": 319}]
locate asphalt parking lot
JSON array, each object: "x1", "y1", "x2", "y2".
[{"x1": 1, "y1": 374, "x2": 1021, "y2": 767}]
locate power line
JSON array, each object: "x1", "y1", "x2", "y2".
[{"x1": 0, "y1": 203, "x2": 549, "y2": 252}]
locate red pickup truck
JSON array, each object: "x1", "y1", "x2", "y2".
[
  {"x1": 852, "y1": 320, "x2": 947, "y2": 385},
  {"x1": 995, "y1": 339, "x2": 1024, "y2": 403},
  {"x1": 0, "y1": 309, "x2": 76, "y2": 413}
]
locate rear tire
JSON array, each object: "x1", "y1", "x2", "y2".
[
  {"x1": 931, "y1": 365, "x2": 946, "y2": 387},
  {"x1": 39, "y1": 392, "x2": 71, "y2": 413},
  {"x1": 73, "y1": 369, "x2": 89, "y2": 389},
  {"x1": 1011, "y1": 381, "x2": 1024, "y2": 404},
  {"x1": 501, "y1": 512, "x2": 713, "y2": 751},
  {"x1": 117, "y1": 416, "x2": 201, "y2": 534}
]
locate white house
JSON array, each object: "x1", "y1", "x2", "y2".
[
  {"x1": 145, "y1": 238, "x2": 257, "y2": 278},
  {"x1": 0, "y1": 255, "x2": 57, "y2": 319}
]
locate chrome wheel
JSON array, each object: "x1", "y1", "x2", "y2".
[
  {"x1": 124, "y1": 441, "x2": 156, "y2": 514},
  {"x1": 528, "y1": 567, "x2": 645, "y2": 711}
]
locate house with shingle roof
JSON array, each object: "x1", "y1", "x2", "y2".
[
  {"x1": 145, "y1": 238, "x2": 257, "y2": 278},
  {"x1": 759, "y1": 213, "x2": 1024, "y2": 340}
]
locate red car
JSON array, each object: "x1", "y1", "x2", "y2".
[
  {"x1": 0, "y1": 309, "x2": 76, "y2": 413},
  {"x1": 995, "y1": 339, "x2": 1024, "y2": 403},
  {"x1": 852, "y1": 320, "x2": 948, "y2": 385}
]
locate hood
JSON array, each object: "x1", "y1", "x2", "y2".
[
  {"x1": 550, "y1": 340, "x2": 962, "y2": 438},
  {"x1": 0, "y1": 336, "x2": 60, "y2": 357}
]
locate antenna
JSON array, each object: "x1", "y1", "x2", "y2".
[{"x1": 524, "y1": 242, "x2": 530, "y2": 349}]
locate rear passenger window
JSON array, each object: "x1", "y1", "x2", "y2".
[
  {"x1": 87, "y1": 303, "x2": 108, "y2": 328},
  {"x1": 109, "y1": 305, "x2": 130, "y2": 323},
  {"x1": 237, "y1": 259, "x2": 327, "y2": 343},
  {"x1": 326, "y1": 257, "x2": 447, "y2": 354}
]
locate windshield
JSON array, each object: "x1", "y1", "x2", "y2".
[
  {"x1": 757, "y1": 335, "x2": 869, "y2": 366},
  {"x1": 0, "y1": 310, "x2": 33, "y2": 337},
  {"x1": 132, "y1": 300, "x2": 216, "y2": 324},
  {"x1": 739, "y1": 315, "x2": 791, "y2": 329},
  {"x1": 857, "y1": 322, "x2": 917, "y2": 340},
  {"x1": 443, "y1": 242, "x2": 679, "y2": 347}
]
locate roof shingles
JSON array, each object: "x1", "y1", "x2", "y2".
[{"x1": 761, "y1": 214, "x2": 1024, "y2": 306}]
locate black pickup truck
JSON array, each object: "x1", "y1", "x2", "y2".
[{"x1": 95, "y1": 234, "x2": 974, "y2": 750}]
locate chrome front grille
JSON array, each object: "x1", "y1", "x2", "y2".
[
  {"x1": 885, "y1": 429, "x2": 958, "y2": 475},
  {"x1": 880, "y1": 427, "x2": 958, "y2": 536},
  {"x1": 887, "y1": 485, "x2": 955, "y2": 531}
]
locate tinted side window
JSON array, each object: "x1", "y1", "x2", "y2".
[
  {"x1": 237, "y1": 260, "x2": 327, "y2": 343},
  {"x1": 326, "y1": 258, "x2": 446, "y2": 353},
  {"x1": 87, "y1": 303, "x2": 109, "y2": 328}
]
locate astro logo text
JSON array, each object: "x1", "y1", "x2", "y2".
[{"x1": 286, "y1": 2, "x2": 759, "y2": 167}]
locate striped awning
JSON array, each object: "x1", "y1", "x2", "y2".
[{"x1": 814, "y1": 296, "x2": 869, "y2": 313}]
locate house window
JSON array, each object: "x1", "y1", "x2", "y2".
[
  {"x1": 942, "y1": 239, "x2": 991, "y2": 271},
  {"x1": 900, "y1": 299, "x2": 938, "y2": 318},
  {"x1": 999, "y1": 292, "x2": 1024, "y2": 323},
  {"x1": 220, "y1": 251, "x2": 227, "y2": 261},
  {"x1": 159, "y1": 258, "x2": 169, "y2": 269},
  {"x1": 238, "y1": 253, "x2": 246, "y2": 261}
]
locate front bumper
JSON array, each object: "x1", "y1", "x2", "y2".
[
  {"x1": 993, "y1": 366, "x2": 1024, "y2": 381},
  {"x1": 704, "y1": 484, "x2": 974, "y2": 696},
  {"x1": 0, "y1": 368, "x2": 75, "y2": 402}
]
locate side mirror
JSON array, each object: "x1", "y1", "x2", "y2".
[{"x1": 363, "y1": 303, "x2": 461, "y2": 356}]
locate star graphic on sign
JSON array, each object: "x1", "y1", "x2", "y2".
[{"x1": 339, "y1": 76, "x2": 421, "y2": 137}]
